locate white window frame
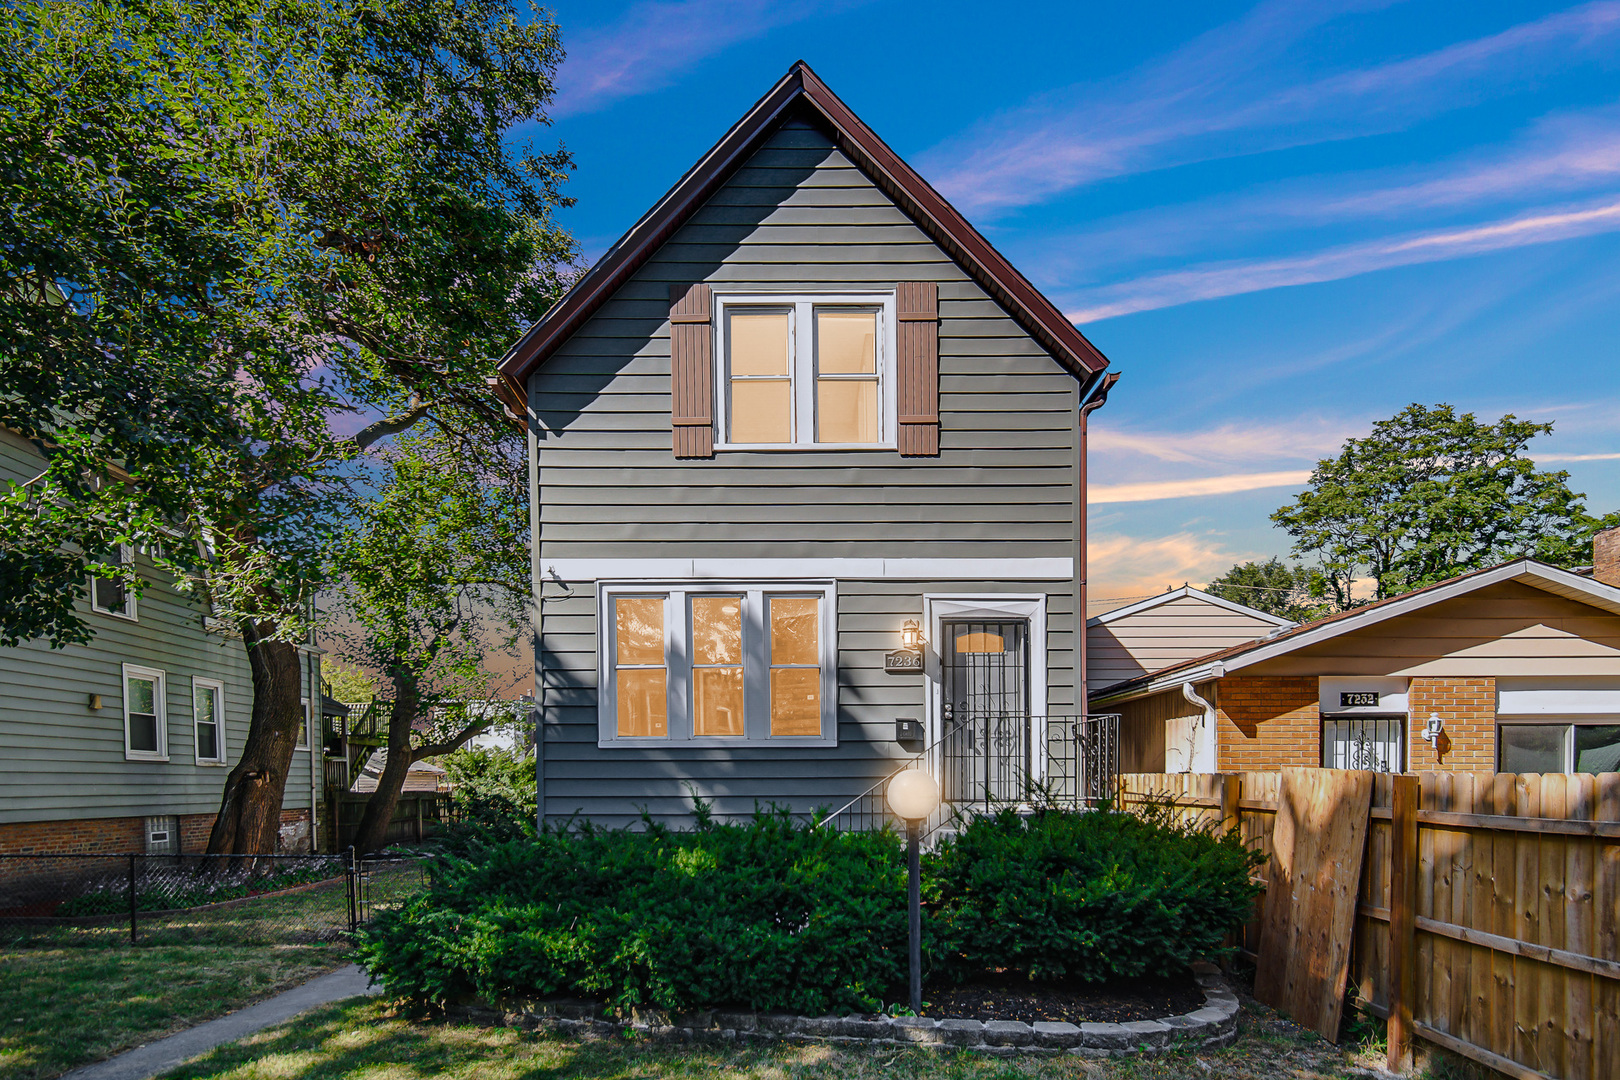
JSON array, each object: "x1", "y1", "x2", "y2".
[
  {"x1": 121, "y1": 663, "x2": 168, "y2": 761},
  {"x1": 299, "y1": 698, "x2": 311, "y2": 748},
  {"x1": 597, "y1": 581, "x2": 838, "y2": 748},
  {"x1": 192, "y1": 676, "x2": 227, "y2": 765},
  {"x1": 90, "y1": 544, "x2": 137, "y2": 621},
  {"x1": 712, "y1": 292, "x2": 898, "y2": 450}
]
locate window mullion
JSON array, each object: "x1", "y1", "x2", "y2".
[
  {"x1": 794, "y1": 301, "x2": 813, "y2": 444},
  {"x1": 745, "y1": 589, "x2": 767, "y2": 741},
  {"x1": 669, "y1": 589, "x2": 689, "y2": 741}
]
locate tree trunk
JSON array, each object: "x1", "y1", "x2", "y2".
[
  {"x1": 350, "y1": 673, "x2": 420, "y2": 854},
  {"x1": 206, "y1": 621, "x2": 304, "y2": 854}
]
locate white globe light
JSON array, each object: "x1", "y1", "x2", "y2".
[{"x1": 887, "y1": 769, "x2": 940, "y2": 821}]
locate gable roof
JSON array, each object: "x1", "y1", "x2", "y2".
[
  {"x1": 1091, "y1": 560, "x2": 1620, "y2": 703},
  {"x1": 1087, "y1": 585, "x2": 1295, "y2": 629},
  {"x1": 493, "y1": 61, "x2": 1110, "y2": 412}
]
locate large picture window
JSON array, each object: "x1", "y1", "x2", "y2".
[
  {"x1": 599, "y1": 584, "x2": 836, "y2": 746},
  {"x1": 122, "y1": 663, "x2": 167, "y2": 760},
  {"x1": 716, "y1": 294, "x2": 894, "y2": 449}
]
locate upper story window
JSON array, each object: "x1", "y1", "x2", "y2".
[
  {"x1": 91, "y1": 545, "x2": 137, "y2": 620},
  {"x1": 599, "y1": 583, "x2": 836, "y2": 747},
  {"x1": 716, "y1": 294, "x2": 895, "y2": 449}
]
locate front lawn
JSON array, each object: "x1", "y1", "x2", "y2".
[
  {"x1": 153, "y1": 996, "x2": 1371, "y2": 1080},
  {"x1": 0, "y1": 943, "x2": 347, "y2": 1080}
]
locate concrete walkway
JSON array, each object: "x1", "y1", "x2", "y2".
[{"x1": 61, "y1": 964, "x2": 381, "y2": 1080}]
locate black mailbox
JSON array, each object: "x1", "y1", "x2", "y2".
[{"x1": 895, "y1": 718, "x2": 923, "y2": 742}]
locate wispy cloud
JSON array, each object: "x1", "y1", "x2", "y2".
[
  {"x1": 1539, "y1": 452, "x2": 1620, "y2": 462},
  {"x1": 1088, "y1": 532, "x2": 1259, "y2": 600},
  {"x1": 927, "y1": 2, "x2": 1620, "y2": 217},
  {"x1": 552, "y1": 0, "x2": 855, "y2": 118},
  {"x1": 1067, "y1": 197, "x2": 1620, "y2": 322},
  {"x1": 1091, "y1": 418, "x2": 1355, "y2": 467},
  {"x1": 1090, "y1": 470, "x2": 1311, "y2": 504}
]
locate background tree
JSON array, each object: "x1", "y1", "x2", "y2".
[
  {"x1": 1203, "y1": 558, "x2": 1328, "y2": 623},
  {"x1": 2, "y1": 0, "x2": 575, "y2": 853},
  {"x1": 1274, "y1": 404, "x2": 1619, "y2": 608},
  {"x1": 327, "y1": 429, "x2": 530, "y2": 854},
  {"x1": 323, "y1": 660, "x2": 380, "y2": 705}
]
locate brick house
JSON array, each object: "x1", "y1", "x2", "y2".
[{"x1": 1091, "y1": 535, "x2": 1620, "y2": 776}]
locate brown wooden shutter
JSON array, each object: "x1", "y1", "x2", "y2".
[
  {"x1": 669, "y1": 283, "x2": 714, "y2": 459},
  {"x1": 895, "y1": 281, "x2": 939, "y2": 456}
]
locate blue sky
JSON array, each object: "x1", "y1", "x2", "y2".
[{"x1": 522, "y1": 0, "x2": 1620, "y2": 607}]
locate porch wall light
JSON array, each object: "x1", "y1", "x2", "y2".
[{"x1": 899, "y1": 619, "x2": 924, "y2": 651}]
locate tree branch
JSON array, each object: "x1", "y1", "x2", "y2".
[{"x1": 352, "y1": 397, "x2": 434, "y2": 451}]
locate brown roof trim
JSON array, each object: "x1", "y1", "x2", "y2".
[{"x1": 496, "y1": 61, "x2": 1110, "y2": 404}]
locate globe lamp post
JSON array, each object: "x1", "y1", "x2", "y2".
[{"x1": 887, "y1": 769, "x2": 939, "y2": 1015}]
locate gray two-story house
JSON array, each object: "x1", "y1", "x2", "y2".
[
  {"x1": 0, "y1": 426, "x2": 326, "y2": 855},
  {"x1": 495, "y1": 63, "x2": 1117, "y2": 826}
]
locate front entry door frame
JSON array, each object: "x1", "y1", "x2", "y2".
[{"x1": 922, "y1": 593, "x2": 1049, "y2": 781}]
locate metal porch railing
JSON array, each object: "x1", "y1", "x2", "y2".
[{"x1": 817, "y1": 713, "x2": 1122, "y2": 836}]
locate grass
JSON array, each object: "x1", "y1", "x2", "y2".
[
  {"x1": 150, "y1": 995, "x2": 1371, "y2": 1080},
  {"x1": 0, "y1": 863, "x2": 427, "y2": 1079},
  {"x1": 0, "y1": 942, "x2": 348, "y2": 1080}
]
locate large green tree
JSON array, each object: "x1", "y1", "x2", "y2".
[
  {"x1": 1274, "y1": 404, "x2": 1619, "y2": 608},
  {"x1": 1, "y1": 0, "x2": 575, "y2": 852},
  {"x1": 1203, "y1": 558, "x2": 1328, "y2": 623},
  {"x1": 326, "y1": 429, "x2": 529, "y2": 853}
]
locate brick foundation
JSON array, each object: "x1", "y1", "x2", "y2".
[
  {"x1": 1407, "y1": 676, "x2": 1496, "y2": 770},
  {"x1": 1214, "y1": 676, "x2": 1320, "y2": 771},
  {"x1": 0, "y1": 807, "x2": 314, "y2": 857}
]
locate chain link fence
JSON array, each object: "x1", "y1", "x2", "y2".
[{"x1": 0, "y1": 850, "x2": 429, "y2": 947}]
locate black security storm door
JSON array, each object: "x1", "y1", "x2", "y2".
[{"x1": 940, "y1": 619, "x2": 1031, "y2": 807}]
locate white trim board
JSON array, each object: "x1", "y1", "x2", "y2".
[
  {"x1": 922, "y1": 593, "x2": 1050, "y2": 778},
  {"x1": 544, "y1": 557, "x2": 1073, "y2": 582},
  {"x1": 1087, "y1": 585, "x2": 1293, "y2": 629}
]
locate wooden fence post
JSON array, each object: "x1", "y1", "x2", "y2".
[
  {"x1": 1388, "y1": 774, "x2": 1419, "y2": 1073},
  {"x1": 1220, "y1": 773, "x2": 1242, "y2": 835}
]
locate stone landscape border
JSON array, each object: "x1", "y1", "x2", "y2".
[{"x1": 453, "y1": 961, "x2": 1239, "y2": 1057}]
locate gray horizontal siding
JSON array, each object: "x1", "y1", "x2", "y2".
[
  {"x1": 0, "y1": 435, "x2": 320, "y2": 824},
  {"x1": 539, "y1": 579, "x2": 1075, "y2": 827},
  {"x1": 528, "y1": 118, "x2": 1084, "y2": 826}
]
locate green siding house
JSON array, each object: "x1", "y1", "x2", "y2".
[
  {"x1": 494, "y1": 63, "x2": 1118, "y2": 826},
  {"x1": 0, "y1": 426, "x2": 325, "y2": 855}
]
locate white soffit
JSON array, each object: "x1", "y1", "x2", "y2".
[
  {"x1": 543, "y1": 557, "x2": 1074, "y2": 582},
  {"x1": 1087, "y1": 585, "x2": 1294, "y2": 628}
]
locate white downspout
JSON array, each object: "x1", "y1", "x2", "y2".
[{"x1": 1181, "y1": 682, "x2": 1218, "y2": 774}]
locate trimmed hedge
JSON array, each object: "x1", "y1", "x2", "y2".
[
  {"x1": 359, "y1": 804, "x2": 1262, "y2": 1014},
  {"x1": 358, "y1": 811, "x2": 909, "y2": 1015},
  {"x1": 926, "y1": 807, "x2": 1263, "y2": 983}
]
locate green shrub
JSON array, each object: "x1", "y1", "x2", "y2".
[
  {"x1": 441, "y1": 748, "x2": 538, "y2": 850},
  {"x1": 357, "y1": 809, "x2": 910, "y2": 1015},
  {"x1": 924, "y1": 806, "x2": 1263, "y2": 983}
]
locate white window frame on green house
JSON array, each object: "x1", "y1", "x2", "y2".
[
  {"x1": 122, "y1": 663, "x2": 167, "y2": 761},
  {"x1": 192, "y1": 676, "x2": 226, "y2": 765},
  {"x1": 712, "y1": 292, "x2": 898, "y2": 451},
  {"x1": 299, "y1": 698, "x2": 311, "y2": 748},
  {"x1": 90, "y1": 544, "x2": 137, "y2": 620},
  {"x1": 597, "y1": 581, "x2": 838, "y2": 748}
]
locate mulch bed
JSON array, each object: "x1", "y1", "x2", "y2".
[{"x1": 923, "y1": 969, "x2": 1204, "y2": 1024}]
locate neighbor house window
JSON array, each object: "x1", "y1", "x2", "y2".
[
  {"x1": 600, "y1": 584, "x2": 835, "y2": 745},
  {"x1": 122, "y1": 664, "x2": 167, "y2": 760},
  {"x1": 716, "y1": 294, "x2": 893, "y2": 448},
  {"x1": 299, "y1": 698, "x2": 311, "y2": 748},
  {"x1": 193, "y1": 677, "x2": 225, "y2": 764},
  {"x1": 1499, "y1": 721, "x2": 1620, "y2": 774},
  {"x1": 91, "y1": 545, "x2": 137, "y2": 620},
  {"x1": 1321, "y1": 716, "x2": 1404, "y2": 772}
]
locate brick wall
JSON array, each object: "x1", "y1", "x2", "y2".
[
  {"x1": 1407, "y1": 676, "x2": 1496, "y2": 770},
  {"x1": 0, "y1": 816, "x2": 144, "y2": 856},
  {"x1": 1215, "y1": 676, "x2": 1321, "y2": 770},
  {"x1": 1596, "y1": 526, "x2": 1620, "y2": 588}
]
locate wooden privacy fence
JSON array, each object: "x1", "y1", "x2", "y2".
[{"x1": 1120, "y1": 770, "x2": 1620, "y2": 1080}]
